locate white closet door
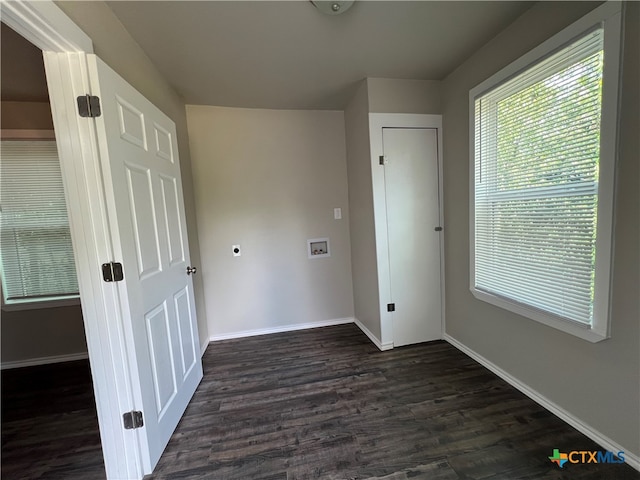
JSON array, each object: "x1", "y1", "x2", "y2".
[{"x1": 383, "y1": 127, "x2": 442, "y2": 346}]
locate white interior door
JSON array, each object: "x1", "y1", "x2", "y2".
[
  {"x1": 87, "y1": 55, "x2": 203, "y2": 473},
  {"x1": 383, "y1": 128, "x2": 442, "y2": 346}
]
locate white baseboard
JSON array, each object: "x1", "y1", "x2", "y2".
[
  {"x1": 209, "y1": 317, "x2": 355, "y2": 342},
  {"x1": 354, "y1": 318, "x2": 393, "y2": 351},
  {"x1": 1, "y1": 352, "x2": 89, "y2": 370},
  {"x1": 444, "y1": 333, "x2": 640, "y2": 472}
]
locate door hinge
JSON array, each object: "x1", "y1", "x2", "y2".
[
  {"x1": 387, "y1": 303, "x2": 395, "y2": 312},
  {"x1": 102, "y1": 262, "x2": 124, "y2": 282},
  {"x1": 379, "y1": 155, "x2": 387, "y2": 165},
  {"x1": 123, "y1": 410, "x2": 144, "y2": 430},
  {"x1": 77, "y1": 94, "x2": 101, "y2": 118}
]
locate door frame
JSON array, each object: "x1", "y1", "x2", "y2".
[
  {"x1": 369, "y1": 113, "x2": 445, "y2": 348},
  {"x1": 2, "y1": 2, "x2": 146, "y2": 478}
]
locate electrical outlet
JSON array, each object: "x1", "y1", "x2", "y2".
[{"x1": 232, "y1": 245, "x2": 241, "y2": 257}]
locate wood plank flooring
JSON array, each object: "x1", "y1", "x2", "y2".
[
  {"x1": 2, "y1": 324, "x2": 638, "y2": 479},
  {"x1": 1, "y1": 359, "x2": 104, "y2": 479}
]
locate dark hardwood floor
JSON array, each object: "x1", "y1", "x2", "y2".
[
  {"x1": 2, "y1": 324, "x2": 638, "y2": 479},
  {"x1": 1, "y1": 359, "x2": 104, "y2": 479}
]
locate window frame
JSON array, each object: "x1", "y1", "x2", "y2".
[
  {"x1": 468, "y1": 1, "x2": 622, "y2": 342},
  {"x1": 0, "y1": 132, "x2": 81, "y2": 311}
]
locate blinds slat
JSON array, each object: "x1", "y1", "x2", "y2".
[
  {"x1": 0, "y1": 140, "x2": 79, "y2": 300},
  {"x1": 473, "y1": 28, "x2": 603, "y2": 326}
]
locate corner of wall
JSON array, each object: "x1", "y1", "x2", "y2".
[{"x1": 344, "y1": 79, "x2": 382, "y2": 340}]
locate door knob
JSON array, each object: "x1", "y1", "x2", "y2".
[{"x1": 186, "y1": 266, "x2": 197, "y2": 275}]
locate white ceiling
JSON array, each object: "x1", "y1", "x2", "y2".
[{"x1": 106, "y1": 1, "x2": 534, "y2": 110}]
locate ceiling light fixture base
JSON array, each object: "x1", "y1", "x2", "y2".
[{"x1": 310, "y1": 1, "x2": 355, "y2": 16}]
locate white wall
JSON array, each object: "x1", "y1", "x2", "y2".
[
  {"x1": 1, "y1": 306, "x2": 87, "y2": 366},
  {"x1": 442, "y1": 1, "x2": 639, "y2": 460},
  {"x1": 186, "y1": 106, "x2": 354, "y2": 339},
  {"x1": 367, "y1": 78, "x2": 441, "y2": 114},
  {"x1": 1, "y1": 101, "x2": 54, "y2": 130},
  {"x1": 344, "y1": 80, "x2": 381, "y2": 340}
]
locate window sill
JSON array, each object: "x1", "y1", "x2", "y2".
[
  {"x1": 470, "y1": 288, "x2": 608, "y2": 343},
  {"x1": 1, "y1": 296, "x2": 81, "y2": 312}
]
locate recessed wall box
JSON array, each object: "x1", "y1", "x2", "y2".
[{"x1": 308, "y1": 238, "x2": 330, "y2": 259}]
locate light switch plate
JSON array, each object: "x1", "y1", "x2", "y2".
[{"x1": 334, "y1": 208, "x2": 342, "y2": 220}]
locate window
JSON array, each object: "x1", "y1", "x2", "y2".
[
  {"x1": 469, "y1": 3, "x2": 622, "y2": 342},
  {"x1": 0, "y1": 140, "x2": 79, "y2": 307}
]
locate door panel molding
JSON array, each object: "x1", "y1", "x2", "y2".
[
  {"x1": 87, "y1": 54, "x2": 203, "y2": 471},
  {"x1": 1, "y1": 4, "x2": 144, "y2": 476},
  {"x1": 0, "y1": 2, "x2": 191, "y2": 479},
  {"x1": 43, "y1": 50, "x2": 145, "y2": 480}
]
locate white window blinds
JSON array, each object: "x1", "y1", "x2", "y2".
[
  {"x1": 473, "y1": 28, "x2": 603, "y2": 326},
  {"x1": 1, "y1": 140, "x2": 79, "y2": 303}
]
